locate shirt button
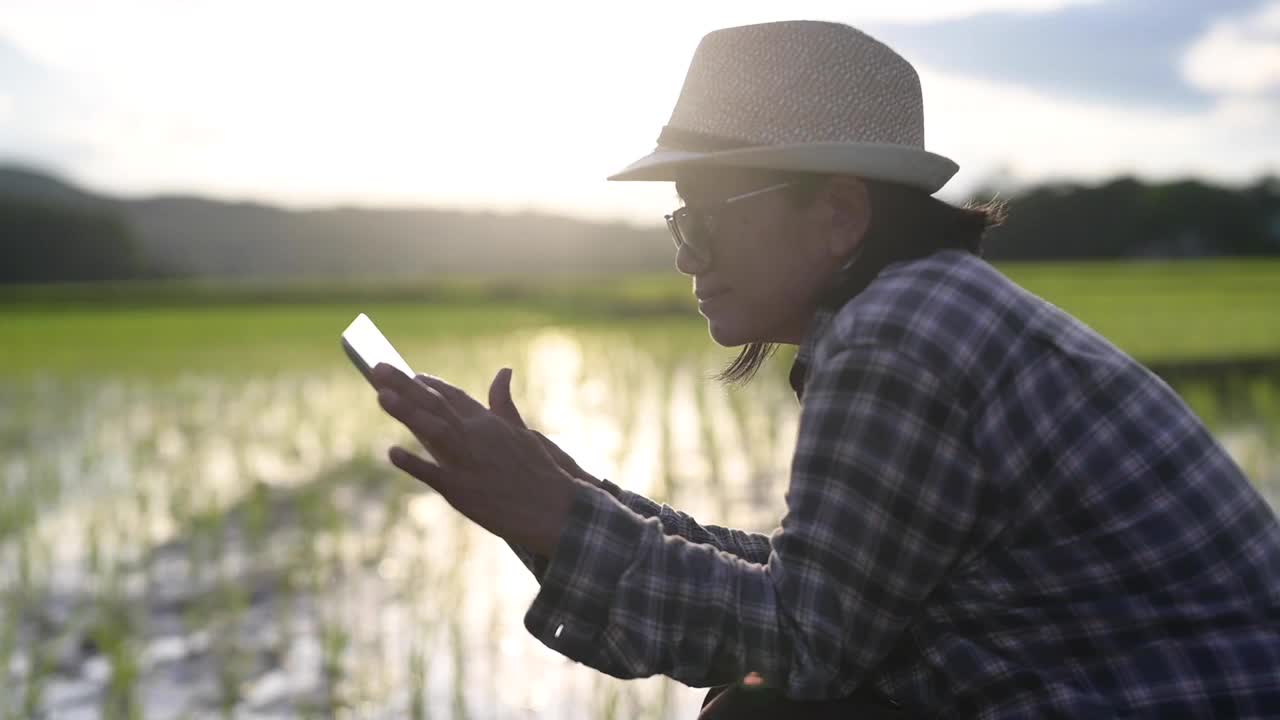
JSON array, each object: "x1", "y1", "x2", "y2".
[{"x1": 554, "y1": 623, "x2": 565, "y2": 639}]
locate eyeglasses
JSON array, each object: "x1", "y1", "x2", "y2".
[{"x1": 664, "y1": 182, "x2": 792, "y2": 265}]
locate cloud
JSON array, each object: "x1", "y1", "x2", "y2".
[
  {"x1": 0, "y1": 0, "x2": 1275, "y2": 224},
  {"x1": 866, "y1": 0, "x2": 1267, "y2": 111},
  {"x1": 918, "y1": 60, "x2": 1280, "y2": 200},
  {"x1": 1182, "y1": 1, "x2": 1280, "y2": 96},
  {"x1": 861, "y1": 0, "x2": 1280, "y2": 203},
  {"x1": 0, "y1": 36, "x2": 100, "y2": 174}
]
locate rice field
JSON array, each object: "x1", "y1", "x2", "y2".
[{"x1": 1, "y1": 261, "x2": 1278, "y2": 719}]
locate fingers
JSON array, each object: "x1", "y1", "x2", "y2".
[
  {"x1": 378, "y1": 389, "x2": 468, "y2": 463},
  {"x1": 373, "y1": 363, "x2": 464, "y2": 434},
  {"x1": 488, "y1": 367, "x2": 527, "y2": 428},
  {"x1": 416, "y1": 374, "x2": 487, "y2": 418},
  {"x1": 532, "y1": 430, "x2": 599, "y2": 487},
  {"x1": 532, "y1": 430, "x2": 573, "y2": 466},
  {"x1": 388, "y1": 446, "x2": 452, "y2": 493}
]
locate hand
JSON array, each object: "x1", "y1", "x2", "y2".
[
  {"x1": 370, "y1": 363, "x2": 579, "y2": 557},
  {"x1": 416, "y1": 366, "x2": 605, "y2": 490}
]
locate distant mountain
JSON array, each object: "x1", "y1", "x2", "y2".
[
  {"x1": 0, "y1": 164, "x2": 106, "y2": 208},
  {"x1": 0, "y1": 166, "x2": 674, "y2": 279},
  {"x1": 2, "y1": 166, "x2": 1278, "y2": 284},
  {"x1": 0, "y1": 167, "x2": 142, "y2": 283},
  {"x1": 121, "y1": 196, "x2": 674, "y2": 278}
]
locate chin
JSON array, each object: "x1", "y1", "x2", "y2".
[{"x1": 706, "y1": 317, "x2": 756, "y2": 347}]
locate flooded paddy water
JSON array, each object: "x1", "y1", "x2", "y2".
[{"x1": 2, "y1": 326, "x2": 1277, "y2": 719}]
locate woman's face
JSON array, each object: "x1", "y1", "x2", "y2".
[{"x1": 673, "y1": 169, "x2": 844, "y2": 347}]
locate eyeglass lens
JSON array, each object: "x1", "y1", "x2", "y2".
[{"x1": 669, "y1": 209, "x2": 713, "y2": 263}]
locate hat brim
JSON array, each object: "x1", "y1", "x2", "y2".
[{"x1": 607, "y1": 142, "x2": 958, "y2": 194}]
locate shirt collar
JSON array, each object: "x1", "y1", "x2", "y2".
[{"x1": 788, "y1": 304, "x2": 836, "y2": 400}]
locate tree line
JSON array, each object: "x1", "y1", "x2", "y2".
[
  {"x1": 2, "y1": 166, "x2": 1277, "y2": 284},
  {"x1": 982, "y1": 177, "x2": 1280, "y2": 260}
]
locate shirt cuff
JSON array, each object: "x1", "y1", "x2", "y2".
[
  {"x1": 506, "y1": 541, "x2": 549, "y2": 579},
  {"x1": 523, "y1": 477, "x2": 649, "y2": 659},
  {"x1": 597, "y1": 477, "x2": 630, "y2": 503},
  {"x1": 510, "y1": 479, "x2": 639, "y2": 582},
  {"x1": 599, "y1": 477, "x2": 663, "y2": 518}
]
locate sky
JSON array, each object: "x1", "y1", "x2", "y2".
[{"x1": 0, "y1": 0, "x2": 1277, "y2": 224}]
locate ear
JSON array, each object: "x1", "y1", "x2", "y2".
[{"x1": 823, "y1": 176, "x2": 871, "y2": 261}]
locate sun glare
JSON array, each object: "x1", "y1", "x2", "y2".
[{"x1": 0, "y1": 0, "x2": 1270, "y2": 222}]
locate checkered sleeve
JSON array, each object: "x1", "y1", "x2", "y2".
[
  {"x1": 523, "y1": 345, "x2": 982, "y2": 697},
  {"x1": 507, "y1": 480, "x2": 772, "y2": 578},
  {"x1": 604, "y1": 479, "x2": 774, "y2": 564}
]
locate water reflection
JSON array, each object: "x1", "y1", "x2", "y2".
[{"x1": 2, "y1": 334, "x2": 1277, "y2": 718}]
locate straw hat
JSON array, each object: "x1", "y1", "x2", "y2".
[{"x1": 608, "y1": 20, "x2": 958, "y2": 193}]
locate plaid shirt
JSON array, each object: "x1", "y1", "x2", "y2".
[{"x1": 514, "y1": 251, "x2": 1280, "y2": 718}]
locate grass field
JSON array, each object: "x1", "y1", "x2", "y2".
[
  {"x1": 2, "y1": 259, "x2": 1279, "y2": 376},
  {"x1": 1, "y1": 259, "x2": 1278, "y2": 718}
]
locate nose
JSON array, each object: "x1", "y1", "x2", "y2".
[{"x1": 674, "y1": 241, "x2": 708, "y2": 275}]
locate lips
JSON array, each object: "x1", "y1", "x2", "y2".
[{"x1": 695, "y1": 286, "x2": 731, "y2": 302}]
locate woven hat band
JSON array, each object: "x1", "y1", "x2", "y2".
[{"x1": 656, "y1": 126, "x2": 755, "y2": 153}]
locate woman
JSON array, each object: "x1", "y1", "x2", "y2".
[{"x1": 370, "y1": 21, "x2": 1280, "y2": 718}]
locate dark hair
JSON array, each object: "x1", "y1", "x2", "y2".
[{"x1": 716, "y1": 173, "x2": 1006, "y2": 385}]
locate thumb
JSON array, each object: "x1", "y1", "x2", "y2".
[{"x1": 488, "y1": 367, "x2": 527, "y2": 428}]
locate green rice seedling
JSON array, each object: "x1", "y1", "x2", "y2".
[
  {"x1": 692, "y1": 375, "x2": 729, "y2": 519},
  {"x1": 1248, "y1": 377, "x2": 1280, "y2": 443},
  {"x1": 407, "y1": 640, "x2": 428, "y2": 720},
  {"x1": 7, "y1": 538, "x2": 53, "y2": 719},
  {"x1": 0, "y1": 592, "x2": 18, "y2": 720},
  {"x1": 655, "y1": 357, "x2": 679, "y2": 505},
  {"x1": 356, "y1": 607, "x2": 392, "y2": 717},
  {"x1": 88, "y1": 585, "x2": 141, "y2": 720},
  {"x1": 723, "y1": 380, "x2": 793, "y2": 529},
  {"x1": 448, "y1": 617, "x2": 470, "y2": 720},
  {"x1": 167, "y1": 466, "x2": 196, "y2": 533},
  {"x1": 244, "y1": 480, "x2": 272, "y2": 557},
  {"x1": 318, "y1": 611, "x2": 351, "y2": 715},
  {"x1": 0, "y1": 455, "x2": 48, "y2": 548},
  {"x1": 1179, "y1": 383, "x2": 1222, "y2": 432},
  {"x1": 397, "y1": 521, "x2": 437, "y2": 718},
  {"x1": 581, "y1": 334, "x2": 643, "y2": 486},
  {"x1": 84, "y1": 511, "x2": 105, "y2": 585},
  {"x1": 20, "y1": 625, "x2": 53, "y2": 720},
  {"x1": 269, "y1": 566, "x2": 298, "y2": 689},
  {"x1": 211, "y1": 577, "x2": 250, "y2": 718},
  {"x1": 192, "y1": 502, "x2": 230, "y2": 590},
  {"x1": 591, "y1": 671, "x2": 623, "y2": 720}
]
